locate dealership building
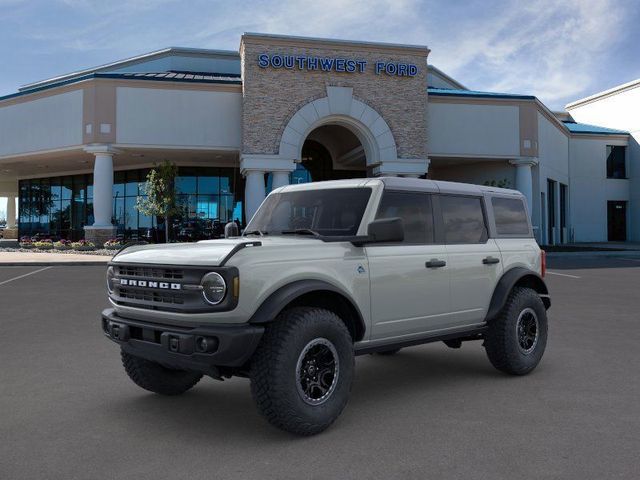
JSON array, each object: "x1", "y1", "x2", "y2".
[{"x1": 0, "y1": 33, "x2": 637, "y2": 245}]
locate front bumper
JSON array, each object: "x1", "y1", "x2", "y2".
[{"x1": 101, "y1": 308, "x2": 264, "y2": 373}]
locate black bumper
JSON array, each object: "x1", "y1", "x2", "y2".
[{"x1": 101, "y1": 308, "x2": 264, "y2": 373}]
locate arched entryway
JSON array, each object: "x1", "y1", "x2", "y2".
[{"x1": 296, "y1": 124, "x2": 368, "y2": 183}]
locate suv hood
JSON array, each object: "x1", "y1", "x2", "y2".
[{"x1": 111, "y1": 237, "x2": 324, "y2": 266}]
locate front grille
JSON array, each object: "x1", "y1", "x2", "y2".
[
  {"x1": 110, "y1": 263, "x2": 238, "y2": 314},
  {"x1": 116, "y1": 265, "x2": 184, "y2": 280},
  {"x1": 119, "y1": 287, "x2": 185, "y2": 306}
]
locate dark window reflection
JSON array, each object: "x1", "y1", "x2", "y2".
[{"x1": 441, "y1": 195, "x2": 487, "y2": 244}]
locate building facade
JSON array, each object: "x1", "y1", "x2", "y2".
[{"x1": 0, "y1": 33, "x2": 636, "y2": 244}]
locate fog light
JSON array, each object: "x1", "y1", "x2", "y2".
[{"x1": 195, "y1": 336, "x2": 219, "y2": 353}]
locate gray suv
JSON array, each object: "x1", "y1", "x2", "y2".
[{"x1": 102, "y1": 178, "x2": 550, "y2": 435}]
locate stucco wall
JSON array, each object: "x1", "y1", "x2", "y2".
[
  {"x1": 568, "y1": 136, "x2": 629, "y2": 242},
  {"x1": 240, "y1": 37, "x2": 428, "y2": 159},
  {"x1": 568, "y1": 85, "x2": 639, "y2": 241},
  {"x1": 115, "y1": 87, "x2": 242, "y2": 148},
  {"x1": 0, "y1": 90, "x2": 83, "y2": 157},
  {"x1": 427, "y1": 102, "x2": 520, "y2": 157},
  {"x1": 430, "y1": 161, "x2": 514, "y2": 187}
]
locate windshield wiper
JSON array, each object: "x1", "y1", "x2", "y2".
[
  {"x1": 243, "y1": 229, "x2": 267, "y2": 236},
  {"x1": 280, "y1": 228, "x2": 321, "y2": 238}
]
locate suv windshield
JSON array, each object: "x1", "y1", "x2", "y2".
[{"x1": 245, "y1": 187, "x2": 372, "y2": 237}]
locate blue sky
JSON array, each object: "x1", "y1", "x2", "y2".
[{"x1": 1, "y1": 0, "x2": 640, "y2": 218}]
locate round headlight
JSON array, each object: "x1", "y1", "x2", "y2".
[
  {"x1": 106, "y1": 266, "x2": 115, "y2": 294},
  {"x1": 201, "y1": 272, "x2": 226, "y2": 305}
]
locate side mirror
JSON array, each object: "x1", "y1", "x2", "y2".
[{"x1": 364, "y1": 217, "x2": 404, "y2": 244}]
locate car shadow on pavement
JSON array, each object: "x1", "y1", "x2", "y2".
[{"x1": 101, "y1": 345, "x2": 507, "y2": 441}]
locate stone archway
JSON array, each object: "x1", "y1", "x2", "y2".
[{"x1": 278, "y1": 86, "x2": 398, "y2": 169}]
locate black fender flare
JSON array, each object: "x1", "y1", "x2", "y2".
[
  {"x1": 485, "y1": 267, "x2": 550, "y2": 322},
  {"x1": 248, "y1": 279, "x2": 366, "y2": 341}
]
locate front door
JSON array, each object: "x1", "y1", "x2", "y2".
[
  {"x1": 608, "y1": 201, "x2": 627, "y2": 241},
  {"x1": 366, "y1": 191, "x2": 451, "y2": 340}
]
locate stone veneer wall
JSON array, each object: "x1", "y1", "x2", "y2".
[{"x1": 240, "y1": 36, "x2": 429, "y2": 160}]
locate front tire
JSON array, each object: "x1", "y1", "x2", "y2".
[
  {"x1": 250, "y1": 307, "x2": 354, "y2": 436},
  {"x1": 484, "y1": 287, "x2": 548, "y2": 375},
  {"x1": 121, "y1": 350, "x2": 203, "y2": 395}
]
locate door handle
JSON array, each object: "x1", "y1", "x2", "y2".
[
  {"x1": 426, "y1": 259, "x2": 447, "y2": 268},
  {"x1": 482, "y1": 256, "x2": 500, "y2": 265}
]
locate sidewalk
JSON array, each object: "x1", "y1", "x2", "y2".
[{"x1": 0, "y1": 251, "x2": 112, "y2": 266}]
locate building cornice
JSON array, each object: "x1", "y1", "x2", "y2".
[{"x1": 240, "y1": 32, "x2": 430, "y2": 56}]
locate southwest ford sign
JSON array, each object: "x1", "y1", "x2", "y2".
[{"x1": 257, "y1": 53, "x2": 418, "y2": 77}]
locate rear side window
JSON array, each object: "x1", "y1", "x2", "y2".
[
  {"x1": 440, "y1": 195, "x2": 487, "y2": 244},
  {"x1": 492, "y1": 197, "x2": 530, "y2": 235},
  {"x1": 376, "y1": 191, "x2": 434, "y2": 244}
]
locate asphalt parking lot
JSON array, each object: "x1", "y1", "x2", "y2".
[{"x1": 1, "y1": 257, "x2": 639, "y2": 479}]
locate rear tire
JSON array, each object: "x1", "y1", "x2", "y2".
[
  {"x1": 250, "y1": 307, "x2": 354, "y2": 436},
  {"x1": 484, "y1": 287, "x2": 548, "y2": 375},
  {"x1": 121, "y1": 350, "x2": 202, "y2": 395}
]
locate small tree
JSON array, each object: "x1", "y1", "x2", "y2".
[
  {"x1": 136, "y1": 161, "x2": 180, "y2": 243},
  {"x1": 484, "y1": 178, "x2": 511, "y2": 189}
]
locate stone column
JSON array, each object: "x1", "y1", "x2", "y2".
[
  {"x1": 244, "y1": 170, "x2": 266, "y2": 222},
  {"x1": 271, "y1": 171, "x2": 290, "y2": 190},
  {"x1": 84, "y1": 145, "x2": 119, "y2": 245},
  {"x1": 510, "y1": 158, "x2": 538, "y2": 217}
]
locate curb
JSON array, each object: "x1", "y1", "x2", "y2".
[
  {"x1": 0, "y1": 261, "x2": 110, "y2": 266},
  {"x1": 546, "y1": 251, "x2": 640, "y2": 258}
]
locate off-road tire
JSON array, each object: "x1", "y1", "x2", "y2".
[
  {"x1": 376, "y1": 347, "x2": 402, "y2": 355},
  {"x1": 121, "y1": 350, "x2": 203, "y2": 395},
  {"x1": 250, "y1": 307, "x2": 354, "y2": 436},
  {"x1": 484, "y1": 287, "x2": 548, "y2": 375}
]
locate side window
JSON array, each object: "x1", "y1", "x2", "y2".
[
  {"x1": 375, "y1": 191, "x2": 434, "y2": 244},
  {"x1": 440, "y1": 195, "x2": 487, "y2": 244},
  {"x1": 492, "y1": 197, "x2": 530, "y2": 235}
]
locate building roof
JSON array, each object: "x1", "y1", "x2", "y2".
[
  {"x1": 562, "y1": 121, "x2": 629, "y2": 135},
  {"x1": 427, "y1": 87, "x2": 535, "y2": 100},
  {"x1": 19, "y1": 47, "x2": 240, "y2": 92},
  {"x1": 0, "y1": 71, "x2": 241, "y2": 103},
  {"x1": 565, "y1": 78, "x2": 640, "y2": 110}
]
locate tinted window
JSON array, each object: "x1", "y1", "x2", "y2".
[
  {"x1": 247, "y1": 188, "x2": 371, "y2": 237},
  {"x1": 606, "y1": 145, "x2": 626, "y2": 179},
  {"x1": 441, "y1": 195, "x2": 487, "y2": 244},
  {"x1": 492, "y1": 197, "x2": 530, "y2": 235},
  {"x1": 376, "y1": 191, "x2": 434, "y2": 244}
]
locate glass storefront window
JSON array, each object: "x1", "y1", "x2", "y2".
[{"x1": 18, "y1": 167, "x2": 245, "y2": 241}]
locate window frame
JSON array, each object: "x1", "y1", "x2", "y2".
[
  {"x1": 436, "y1": 193, "x2": 490, "y2": 245},
  {"x1": 373, "y1": 189, "x2": 437, "y2": 245},
  {"x1": 485, "y1": 193, "x2": 534, "y2": 239}
]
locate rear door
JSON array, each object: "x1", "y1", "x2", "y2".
[
  {"x1": 438, "y1": 194, "x2": 502, "y2": 326},
  {"x1": 366, "y1": 190, "x2": 452, "y2": 340}
]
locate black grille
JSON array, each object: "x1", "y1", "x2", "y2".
[
  {"x1": 119, "y1": 287, "x2": 184, "y2": 306},
  {"x1": 116, "y1": 265, "x2": 184, "y2": 280}
]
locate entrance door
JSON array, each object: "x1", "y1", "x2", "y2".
[
  {"x1": 366, "y1": 191, "x2": 451, "y2": 340},
  {"x1": 607, "y1": 201, "x2": 627, "y2": 241}
]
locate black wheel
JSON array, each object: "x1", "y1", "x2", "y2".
[
  {"x1": 121, "y1": 350, "x2": 203, "y2": 395},
  {"x1": 484, "y1": 287, "x2": 548, "y2": 375},
  {"x1": 250, "y1": 307, "x2": 354, "y2": 436},
  {"x1": 376, "y1": 347, "x2": 402, "y2": 356}
]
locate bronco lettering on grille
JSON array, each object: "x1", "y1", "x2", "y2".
[{"x1": 119, "y1": 278, "x2": 181, "y2": 290}]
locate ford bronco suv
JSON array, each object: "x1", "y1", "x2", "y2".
[{"x1": 102, "y1": 178, "x2": 550, "y2": 435}]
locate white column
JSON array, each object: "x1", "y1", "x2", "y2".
[
  {"x1": 510, "y1": 158, "x2": 538, "y2": 217},
  {"x1": 244, "y1": 170, "x2": 266, "y2": 222},
  {"x1": 91, "y1": 152, "x2": 115, "y2": 226},
  {"x1": 6, "y1": 195, "x2": 16, "y2": 228},
  {"x1": 271, "y1": 171, "x2": 290, "y2": 190}
]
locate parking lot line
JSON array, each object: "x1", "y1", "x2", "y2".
[
  {"x1": 546, "y1": 270, "x2": 581, "y2": 279},
  {"x1": 0, "y1": 266, "x2": 52, "y2": 287}
]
